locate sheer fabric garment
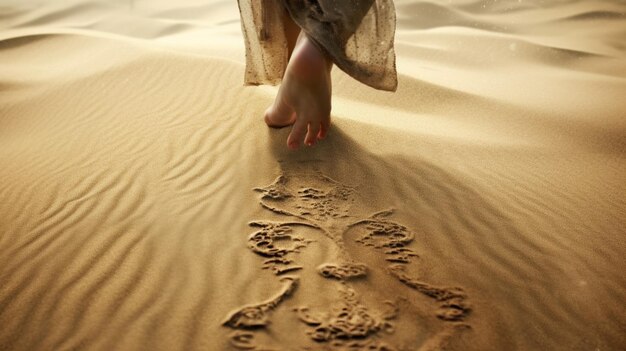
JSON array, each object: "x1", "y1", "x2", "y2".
[{"x1": 237, "y1": 0, "x2": 397, "y2": 91}]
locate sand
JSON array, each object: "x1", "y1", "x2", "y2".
[{"x1": 1, "y1": 0, "x2": 625, "y2": 350}]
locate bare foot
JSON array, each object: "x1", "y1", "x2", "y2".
[{"x1": 264, "y1": 33, "x2": 332, "y2": 149}]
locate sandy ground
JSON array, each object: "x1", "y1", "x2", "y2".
[{"x1": 1, "y1": 0, "x2": 625, "y2": 350}]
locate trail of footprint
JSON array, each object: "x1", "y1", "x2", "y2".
[
  {"x1": 247, "y1": 221, "x2": 314, "y2": 275},
  {"x1": 317, "y1": 262, "x2": 368, "y2": 280},
  {"x1": 348, "y1": 210, "x2": 419, "y2": 264},
  {"x1": 254, "y1": 173, "x2": 355, "y2": 241},
  {"x1": 348, "y1": 211, "x2": 471, "y2": 322},
  {"x1": 223, "y1": 171, "x2": 472, "y2": 349},
  {"x1": 294, "y1": 286, "x2": 397, "y2": 343},
  {"x1": 389, "y1": 264, "x2": 471, "y2": 322},
  {"x1": 222, "y1": 276, "x2": 299, "y2": 329},
  {"x1": 223, "y1": 277, "x2": 298, "y2": 350}
]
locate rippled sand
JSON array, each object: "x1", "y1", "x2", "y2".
[{"x1": 1, "y1": 0, "x2": 625, "y2": 350}]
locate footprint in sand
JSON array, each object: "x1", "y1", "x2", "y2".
[{"x1": 223, "y1": 171, "x2": 471, "y2": 350}]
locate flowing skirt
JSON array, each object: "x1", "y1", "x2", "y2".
[{"x1": 237, "y1": 0, "x2": 397, "y2": 91}]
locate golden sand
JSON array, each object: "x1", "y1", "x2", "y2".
[{"x1": 1, "y1": 1, "x2": 625, "y2": 350}]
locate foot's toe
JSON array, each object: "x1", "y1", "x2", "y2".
[
  {"x1": 305, "y1": 123, "x2": 320, "y2": 146},
  {"x1": 287, "y1": 116, "x2": 308, "y2": 149},
  {"x1": 318, "y1": 118, "x2": 330, "y2": 140}
]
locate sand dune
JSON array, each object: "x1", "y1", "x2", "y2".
[{"x1": 1, "y1": 0, "x2": 625, "y2": 350}]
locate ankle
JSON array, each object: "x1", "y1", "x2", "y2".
[{"x1": 289, "y1": 35, "x2": 332, "y2": 77}]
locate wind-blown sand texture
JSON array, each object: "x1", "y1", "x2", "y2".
[{"x1": 1, "y1": 0, "x2": 625, "y2": 350}]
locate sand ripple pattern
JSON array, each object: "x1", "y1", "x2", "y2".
[{"x1": 1, "y1": 1, "x2": 625, "y2": 350}]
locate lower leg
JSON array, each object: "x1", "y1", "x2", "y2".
[{"x1": 282, "y1": 10, "x2": 300, "y2": 58}]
